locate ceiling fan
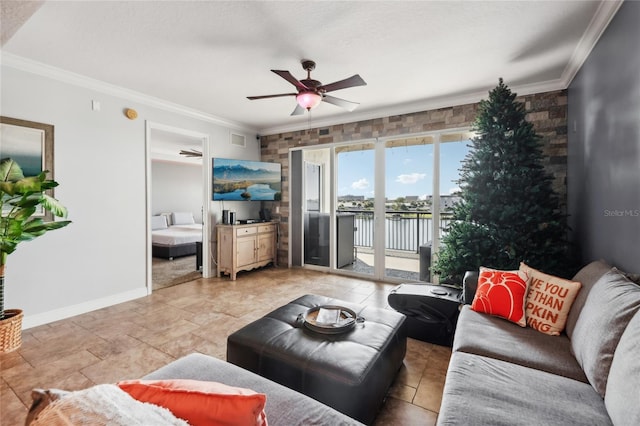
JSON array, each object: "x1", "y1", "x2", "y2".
[{"x1": 247, "y1": 60, "x2": 366, "y2": 116}]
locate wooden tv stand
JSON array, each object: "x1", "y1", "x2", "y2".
[{"x1": 216, "y1": 222, "x2": 277, "y2": 280}]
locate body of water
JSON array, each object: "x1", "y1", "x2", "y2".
[{"x1": 215, "y1": 183, "x2": 278, "y2": 201}]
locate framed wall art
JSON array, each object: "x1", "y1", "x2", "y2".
[{"x1": 0, "y1": 116, "x2": 55, "y2": 221}]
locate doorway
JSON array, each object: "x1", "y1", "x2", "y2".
[{"x1": 145, "y1": 122, "x2": 211, "y2": 293}]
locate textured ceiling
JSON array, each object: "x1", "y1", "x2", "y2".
[{"x1": 1, "y1": 1, "x2": 621, "y2": 136}]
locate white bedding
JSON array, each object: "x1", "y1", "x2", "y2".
[
  {"x1": 169, "y1": 224, "x2": 202, "y2": 232},
  {"x1": 152, "y1": 224, "x2": 202, "y2": 246}
]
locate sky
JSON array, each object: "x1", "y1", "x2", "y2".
[{"x1": 337, "y1": 140, "x2": 470, "y2": 200}]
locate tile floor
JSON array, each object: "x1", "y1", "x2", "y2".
[{"x1": 0, "y1": 266, "x2": 451, "y2": 425}]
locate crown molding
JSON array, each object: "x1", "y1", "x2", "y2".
[
  {"x1": 258, "y1": 78, "x2": 566, "y2": 136},
  {"x1": 1, "y1": 53, "x2": 258, "y2": 134},
  {"x1": 560, "y1": 0, "x2": 623, "y2": 87},
  {"x1": 0, "y1": 50, "x2": 567, "y2": 138}
]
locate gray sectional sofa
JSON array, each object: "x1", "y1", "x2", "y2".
[
  {"x1": 27, "y1": 352, "x2": 363, "y2": 425},
  {"x1": 144, "y1": 352, "x2": 364, "y2": 425},
  {"x1": 438, "y1": 260, "x2": 640, "y2": 425}
]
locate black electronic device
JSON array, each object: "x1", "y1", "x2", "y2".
[
  {"x1": 388, "y1": 283, "x2": 462, "y2": 346},
  {"x1": 238, "y1": 219, "x2": 263, "y2": 224},
  {"x1": 259, "y1": 208, "x2": 271, "y2": 222}
]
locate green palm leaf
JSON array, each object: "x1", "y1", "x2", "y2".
[
  {"x1": 40, "y1": 194, "x2": 68, "y2": 218},
  {"x1": 0, "y1": 158, "x2": 72, "y2": 319}
]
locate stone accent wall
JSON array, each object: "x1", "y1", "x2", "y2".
[{"x1": 261, "y1": 89, "x2": 568, "y2": 266}]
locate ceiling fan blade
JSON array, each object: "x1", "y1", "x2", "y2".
[
  {"x1": 290, "y1": 104, "x2": 306, "y2": 116},
  {"x1": 247, "y1": 93, "x2": 297, "y2": 100},
  {"x1": 179, "y1": 149, "x2": 202, "y2": 157},
  {"x1": 271, "y1": 70, "x2": 310, "y2": 91},
  {"x1": 319, "y1": 74, "x2": 366, "y2": 93},
  {"x1": 322, "y1": 95, "x2": 360, "y2": 112}
]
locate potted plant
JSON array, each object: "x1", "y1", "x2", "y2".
[{"x1": 0, "y1": 158, "x2": 71, "y2": 353}]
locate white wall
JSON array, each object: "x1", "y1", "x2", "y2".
[
  {"x1": 1, "y1": 62, "x2": 260, "y2": 328},
  {"x1": 152, "y1": 161, "x2": 203, "y2": 223}
]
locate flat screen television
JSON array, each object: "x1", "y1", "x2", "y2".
[{"x1": 212, "y1": 158, "x2": 282, "y2": 201}]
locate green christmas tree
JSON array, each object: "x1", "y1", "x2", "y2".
[{"x1": 432, "y1": 79, "x2": 573, "y2": 283}]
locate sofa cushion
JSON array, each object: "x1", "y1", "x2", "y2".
[
  {"x1": 471, "y1": 267, "x2": 528, "y2": 326},
  {"x1": 118, "y1": 379, "x2": 267, "y2": 426},
  {"x1": 520, "y1": 262, "x2": 582, "y2": 336},
  {"x1": 613, "y1": 266, "x2": 640, "y2": 284},
  {"x1": 437, "y1": 352, "x2": 612, "y2": 426},
  {"x1": 605, "y1": 311, "x2": 640, "y2": 425},
  {"x1": 453, "y1": 306, "x2": 587, "y2": 383},
  {"x1": 565, "y1": 260, "x2": 612, "y2": 339},
  {"x1": 27, "y1": 384, "x2": 187, "y2": 426},
  {"x1": 571, "y1": 269, "x2": 640, "y2": 396},
  {"x1": 143, "y1": 353, "x2": 364, "y2": 426}
]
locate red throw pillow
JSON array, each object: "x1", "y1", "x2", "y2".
[
  {"x1": 471, "y1": 266, "x2": 528, "y2": 326},
  {"x1": 118, "y1": 379, "x2": 267, "y2": 426},
  {"x1": 520, "y1": 262, "x2": 582, "y2": 336}
]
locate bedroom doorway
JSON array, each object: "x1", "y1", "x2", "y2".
[{"x1": 146, "y1": 122, "x2": 211, "y2": 293}]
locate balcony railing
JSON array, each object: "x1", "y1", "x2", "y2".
[{"x1": 337, "y1": 209, "x2": 453, "y2": 253}]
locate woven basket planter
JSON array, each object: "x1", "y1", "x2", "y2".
[{"x1": 0, "y1": 309, "x2": 23, "y2": 353}]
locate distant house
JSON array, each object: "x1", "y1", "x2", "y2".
[
  {"x1": 339, "y1": 195, "x2": 365, "y2": 202},
  {"x1": 422, "y1": 195, "x2": 460, "y2": 213},
  {"x1": 440, "y1": 195, "x2": 461, "y2": 212}
]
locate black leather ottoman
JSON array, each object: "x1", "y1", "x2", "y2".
[{"x1": 227, "y1": 294, "x2": 407, "y2": 425}]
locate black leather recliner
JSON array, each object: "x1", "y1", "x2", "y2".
[{"x1": 388, "y1": 283, "x2": 463, "y2": 346}]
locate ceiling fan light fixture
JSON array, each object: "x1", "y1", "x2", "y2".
[
  {"x1": 248, "y1": 60, "x2": 366, "y2": 115},
  {"x1": 296, "y1": 91, "x2": 322, "y2": 110}
]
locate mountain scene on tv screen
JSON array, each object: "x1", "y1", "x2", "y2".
[{"x1": 213, "y1": 159, "x2": 281, "y2": 201}]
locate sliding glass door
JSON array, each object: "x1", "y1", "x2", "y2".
[
  {"x1": 335, "y1": 142, "x2": 376, "y2": 277},
  {"x1": 384, "y1": 136, "x2": 435, "y2": 281},
  {"x1": 292, "y1": 129, "x2": 471, "y2": 283},
  {"x1": 381, "y1": 132, "x2": 471, "y2": 282}
]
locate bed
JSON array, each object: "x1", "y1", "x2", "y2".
[{"x1": 151, "y1": 212, "x2": 202, "y2": 260}]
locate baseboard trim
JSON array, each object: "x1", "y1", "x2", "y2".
[{"x1": 21, "y1": 288, "x2": 149, "y2": 330}]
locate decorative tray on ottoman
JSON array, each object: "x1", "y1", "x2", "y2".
[{"x1": 298, "y1": 305, "x2": 364, "y2": 334}]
